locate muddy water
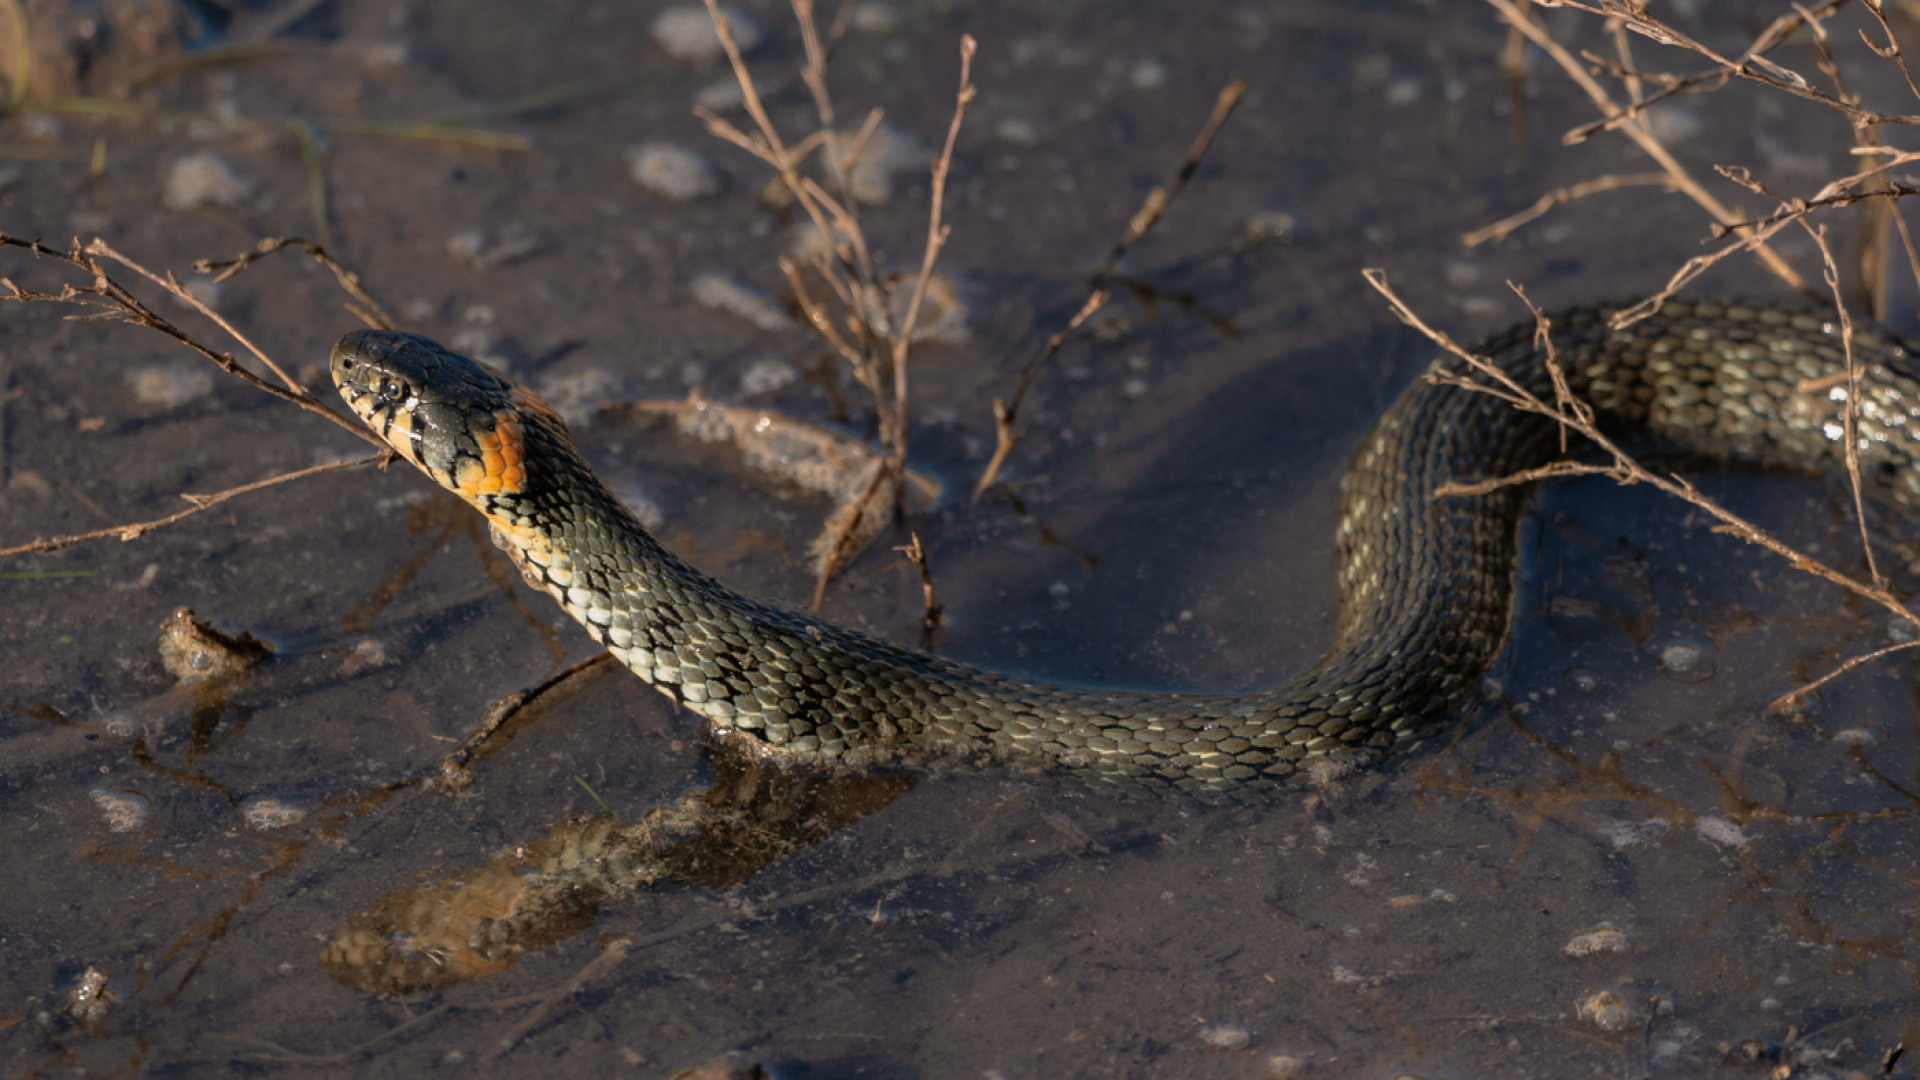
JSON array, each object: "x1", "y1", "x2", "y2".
[{"x1": 4, "y1": 0, "x2": 1919, "y2": 1076}]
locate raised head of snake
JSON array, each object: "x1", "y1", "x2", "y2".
[
  {"x1": 331, "y1": 302, "x2": 1920, "y2": 798},
  {"x1": 331, "y1": 329, "x2": 576, "y2": 512}
]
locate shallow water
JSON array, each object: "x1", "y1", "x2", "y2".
[{"x1": 4, "y1": 1, "x2": 1920, "y2": 1076}]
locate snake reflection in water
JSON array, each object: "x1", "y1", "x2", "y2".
[{"x1": 329, "y1": 298, "x2": 1920, "y2": 797}]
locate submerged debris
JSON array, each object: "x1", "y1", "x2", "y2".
[
  {"x1": 1562, "y1": 924, "x2": 1628, "y2": 957},
  {"x1": 89, "y1": 788, "x2": 152, "y2": 833},
  {"x1": 652, "y1": 5, "x2": 761, "y2": 65},
  {"x1": 157, "y1": 607, "x2": 272, "y2": 685},
  {"x1": 162, "y1": 152, "x2": 253, "y2": 211},
  {"x1": 690, "y1": 273, "x2": 793, "y2": 332},
  {"x1": 627, "y1": 142, "x2": 722, "y2": 200},
  {"x1": 619, "y1": 394, "x2": 941, "y2": 580},
  {"x1": 1576, "y1": 989, "x2": 1631, "y2": 1032},
  {"x1": 241, "y1": 795, "x2": 308, "y2": 831},
  {"x1": 126, "y1": 365, "x2": 214, "y2": 409}
]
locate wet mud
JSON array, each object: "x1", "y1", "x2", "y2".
[{"x1": 5, "y1": 1, "x2": 1920, "y2": 1077}]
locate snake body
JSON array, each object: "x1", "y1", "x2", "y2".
[{"x1": 330, "y1": 299, "x2": 1920, "y2": 795}]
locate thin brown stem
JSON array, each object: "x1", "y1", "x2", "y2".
[
  {"x1": 888, "y1": 35, "x2": 977, "y2": 470},
  {"x1": 1362, "y1": 268, "x2": 1917, "y2": 631},
  {"x1": 0, "y1": 453, "x2": 387, "y2": 558},
  {"x1": 1483, "y1": 0, "x2": 1814, "y2": 298},
  {"x1": 973, "y1": 290, "x2": 1109, "y2": 500},
  {"x1": 1091, "y1": 79, "x2": 1248, "y2": 283}
]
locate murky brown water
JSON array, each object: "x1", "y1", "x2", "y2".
[{"x1": 5, "y1": 1, "x2": 1920, "y2": 1076}]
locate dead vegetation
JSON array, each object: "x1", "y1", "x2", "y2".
[{"x1": 1386, "y1": 0, "x2": 1920, "y2": 706}]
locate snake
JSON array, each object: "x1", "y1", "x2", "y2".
[{"x1": 329, "y1": 298, "x2": 1920, "y2": 797}]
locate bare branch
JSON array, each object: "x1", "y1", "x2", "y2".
[{"x1": 0, "y1": 453, "x2": 387, "y2": 558}]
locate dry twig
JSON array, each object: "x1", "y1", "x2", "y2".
[
  {"x1": 1480, "y1": 0, "x2": 1813, "y2": 297},
  {"x1": 895, "y1": 532, "x2": 944, "y2": 649},
  {"x1": 1364, "y1": 269, "x2": 1918, "y2": 704},
  {"x1": 0, "y1": 234, "x2": 392, "y2": 558},
  {"x1": 971, "y1": 78, "x2": 1247, "y2": 498}
]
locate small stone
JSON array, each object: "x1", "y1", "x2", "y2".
[
  {"x1": 1130, "y1": 58, "x2": 1169, "y2": 91},
  {"x1": 127, "y1": 365, "x2": 214, "y2": 409},
  {"x1": 1197, "y1": 1024, "x2": 1251, "y2": 1049},
  {"x1": 1266, "y1": 1054, "x2": 1309, "y2": 1078},
  {"x1": 850, "y1": 3, "x2": 899, "y2": 33},
  {"x1": 1576, "y1": 989, "x2": 1631, "y2": 1032},
  {"x1": 241, "y1": 796, "x2": 308, "y2": 830},
  {"x1": 1694, "y1": 816, "x2": 1749, "y2": 848},
  {"x1": 1241, "y1": 209, "x2": 1296, "y2": 247},
  {"x1": 538, "y1": 368, "x2": 625, "y2": 423},
  {"x1": 163, "y1": 152, "x2": 253, "y2": 210},
  {"x1": 740, "y1": 358, "x2": 799, "y2": 396},
  {"x1": 825, "y1": 123, "x2": 925, "y2": 205},
  {"x1": 652, "y1": 5, "x2": 761, "y2": 66},
  {"x1": 994, "y1": 117, "x2": 1039, "y2": 147},
  {"x1": 156, "y1": 607, "x2": 272, "y2": 685},
  {"x1": 1562, "y1": 925, "x2": 1629, "y2": 957},
  {"x1": 89, "y1": 788, "x2": 151, "y2": 833},
  {"x1": 626, "y1": 142, "x2": 720, "y2": 200},
  {"x1": 691, "y1": 274, "x2": 792, "y2": 331}
]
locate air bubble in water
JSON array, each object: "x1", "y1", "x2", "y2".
[{"x1": 1647, "y1": 632, "x2": 1717, "y2": 683}]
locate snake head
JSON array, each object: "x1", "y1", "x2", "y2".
[{"x1": 331, "y1": 329, "x2": 558, "y2": 506}]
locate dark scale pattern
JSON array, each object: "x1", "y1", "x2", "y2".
[{"x1": 329, "y1": 301, "x2": 1920, "y2": 796}]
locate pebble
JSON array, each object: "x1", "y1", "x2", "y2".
[
  {"x1": 1266, "y1": 1054, "x2": 1309, "y2": 1078},
  {"x1": 539, "y1": 368, "x2": 626, "y2": 423},
  {"x1": 850, "y1": 3, "x2": 900, "y2": 34},
  {"x1": 1197, "y1": 1024, "x2": 1251, "y2": 1049},
  {"x1": 126, "y1": 365, "x2": 213, "y2": 409},
  {"x1": 1648, "y1": 631, "x2": 1717, "y2": 683},
  {"x1": 89, "y1": 788, "x2": 151, "y2": 833},
  {"x1": 739, "y1": 357, "x2": 799, "y2": 396},
  {"x1": 691, "y1": 273, "x2": 792, "y2": 331},
  {"x1": 626, "y1": 142, "x2": 721, "y2": 200},
  {"x1": 1241, "y1": 209, "x2": 1296, "y2": 247},
  {"x1": 1130, "y1": 58, "x2": 1168, "y2": 91},
  {"x1": 162, "y1": 152, "x2": 253, "y2": 211},
  {"x1": 652, "y1": 5, "x2": 761, "y2": 66},
  {"x1": 828, "y1": 123, "x2": 925, "y2": 205},
  {"x1": 1694, "y1": 816, "x2": 1749, "y2": 848},
  {"x1": 994, "y1": 117, "x2": 1039, "y2": 147},
  {"x1": 241, "y1": 796, "x2": 308, "y2": 830},
  {"x1": 1562, "y1": 924, "x2": 1628, "y2": 957},
  {"x1": 1576, "y1": 989, "x2": 1631, "y2": 1032}
]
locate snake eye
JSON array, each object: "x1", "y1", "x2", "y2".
[{"x1": 377, "y1": 377, "x2": 407, "y2": 402}]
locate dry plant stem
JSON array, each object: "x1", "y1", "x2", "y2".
[
  {"x1": 695, "y1": 0, "x2": 868, "y2": 288},
  {"x1": 1610, "y1": 152, "x2": 1918, "y2": 327},
  {"x1": 971, "y1": 79, "x2": 1245, "y2": 499},
  {"x1": 0, "y1": 235, "x2": 381, "y2": 447},
  {"x1": 85, "y1": 238, "x2": 308, "y2": 395},
  {"x1": 1361, "y1": 268, "x2": 1917, "y2": 636},
  {"x1": 1861, "y1": 0, "x2": 1920, "y2": 104},
  {"x1": 1462, "y1": 172, "x2": 1678, "y2": 247},
  {"x1": 888, "y1": 35, "x2": 976, "y2": 467},
  {"x1": 1548, "y1": 0, "x2": 1920, "y2": 134},
  {"x1": 1485, "y1": 0, "x2": 1812, "y2": 298},
  {"x1": 0, "y1": 453, "x2": 386, "y2": 558},
  {"x1": 1551, "y1": 0, "x2": 1849, "y2": 139},
  {"x1": 1797, "y1": 218, "x2": 1882, "y2": 588},
  {"x1": 481, "y1": 941, "x2": 631, "y2": 1061},
  {"x1": 971, "y1": 289, "x2": 1109, "y2": 500},
  {"x1": 1775, "y1": 640, "x2": 1920, "y2": 710},
  {"x1": 196, "y1": 236, "x2": 399, "y2": 331},
  {"x1": 1091, "y1": 79, "x2": 1249, "y2": 282},
  {"x1": 896, "y1": 531, "x2": 944, "y2": 648}
]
